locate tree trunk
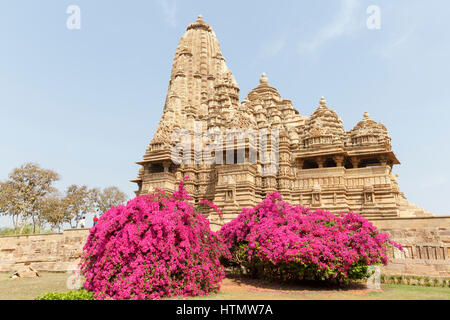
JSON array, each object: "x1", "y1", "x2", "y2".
[
  {"x1": 18, "y1": 213, "x2": 29, "y2": 235},
  {"x1": 19, "y1": 223, "x2": 25, "y2": 235},
  {"x1": 11, "y1": 215, "x2": 18, "y2": 234},
  {"x1": 32, "y1": 216, "x2": 36, "y2": 234}
]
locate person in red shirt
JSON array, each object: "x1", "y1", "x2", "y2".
[{"x1": 93, "y1": 215, "x2": 99, "y2": 226}]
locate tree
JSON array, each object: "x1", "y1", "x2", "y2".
[
  {"x1": 0, "y1": 163, "x2": 59, "y2": 234},
  {"x1": 0, "y1": 163, "x2": 128, "y2": 233},
  {"x1": 63, "y1": 185, "x2": 94, "y2": 228},
  {"x1": 91, "y1": 186, "x2": 127, "y2": 215},
  {"x1": 39, "y1": 194, "x2": 68, "y2": 232},
  {"x1": 0, "y1": 181, "x2": 19, "y2": 231}
]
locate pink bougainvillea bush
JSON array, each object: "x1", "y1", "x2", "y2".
[
  {"x1": 80, "y1": 179, "x2": 230, "y2": 300},
  {"x1": 220, "y1": 193, "x2": 402, "y2": 283}
]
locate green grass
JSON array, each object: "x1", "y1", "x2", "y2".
[
  {"x1": 35, "y1": 289, "x2": 94, "y2": 300},
  {"x1": 366, "y1": 284, "x2": 450, "y2": 300},
  {"x1": 1, "y1": 272, "x2": 449, "y2": 300}
]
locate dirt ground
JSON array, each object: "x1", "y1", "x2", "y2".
[
  {"x1": 0, "y1": 272, "x2": 70, "y2": 300},
  {"x1": 1, "y1": 272, "x2": 449, "y2": 300},
  {"x1": 194, "y1": 276, "x2": 450, "y2": 300}
]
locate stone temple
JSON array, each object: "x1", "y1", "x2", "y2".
[
  {"x1": 132, "y1": 15, "x2": 433, "y2": 228},
  {"x1": 1, "y1": 15, "x2": 448, "y2": 279}
]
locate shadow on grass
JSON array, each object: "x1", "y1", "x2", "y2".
[{"x1": 225, "y1": 272, "x2": 367, "y2": 292}]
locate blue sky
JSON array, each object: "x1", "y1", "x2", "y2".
[{"x1": 0, "y1": 0, "x2": 449, "y2": 227}]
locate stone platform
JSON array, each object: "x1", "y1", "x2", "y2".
[{"x1": 0, "y1": 217, "x2": 449, "y2": 278}]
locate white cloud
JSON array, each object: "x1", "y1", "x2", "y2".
[
  {"x1": 376, "y1": 29, "x2": 414, "y2": 59},
  {"x1": 262, "y1": 37, "x2": 286, "y2": 57},
  {"x1": 157, "y1": 0, "x2": 177, "y2": 27},
  {"x1": 298, "y1": 0, "x2": 361, "y2": 55}
]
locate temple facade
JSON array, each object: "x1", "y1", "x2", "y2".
[{"x1": 132, "y1": 15, "x2": 433, "y2": 227}]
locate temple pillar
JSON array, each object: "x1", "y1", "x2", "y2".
[
  {"x1": 334, "y1": 155, "x2": 344, "y2": 167},
  {"x1": 351, "y1": 157, "x2": 360, "y2": 168},
  {"x1": 317, "y1": 157, "x2": 325, "y2": 168},
  {"x1": 163, "y1": 161, "x2": 171, "y2": 173}
]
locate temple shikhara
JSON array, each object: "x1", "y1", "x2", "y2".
[{"x1": 132, "y1": 15, "x2": 433, "y2": 227}]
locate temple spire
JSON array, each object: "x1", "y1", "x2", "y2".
[{"x1": 148, "y1": 14, "x2": 238, "y2": 146}]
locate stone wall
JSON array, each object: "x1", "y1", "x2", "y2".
[
  {"x1": 369, "y1": 216, "x2": 450, "y2": 278},
  {"x1": 1, "y1": 217, "x2": 449, "y2": 278},
  {"x1": 0, "y1": 229, "x2": 89, "y2": 272}
]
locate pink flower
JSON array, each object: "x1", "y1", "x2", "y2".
[
  {"x1": 219, "y1": 192, "x2": 401, "y2": 281},
  {"x1": 80, "y1": 180, "x2": 230, "y2": 300}
]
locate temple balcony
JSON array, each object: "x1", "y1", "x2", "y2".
[
  {"x1": 294, "y1": 165, "x2": 394, "y2": 190},
  {"x1": 141, "y1": 172, "x2": 177, "y2": 193}
]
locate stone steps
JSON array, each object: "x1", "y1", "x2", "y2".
[{"x1": 399, "y1": 197, "x2": 434, "y2": 217}]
